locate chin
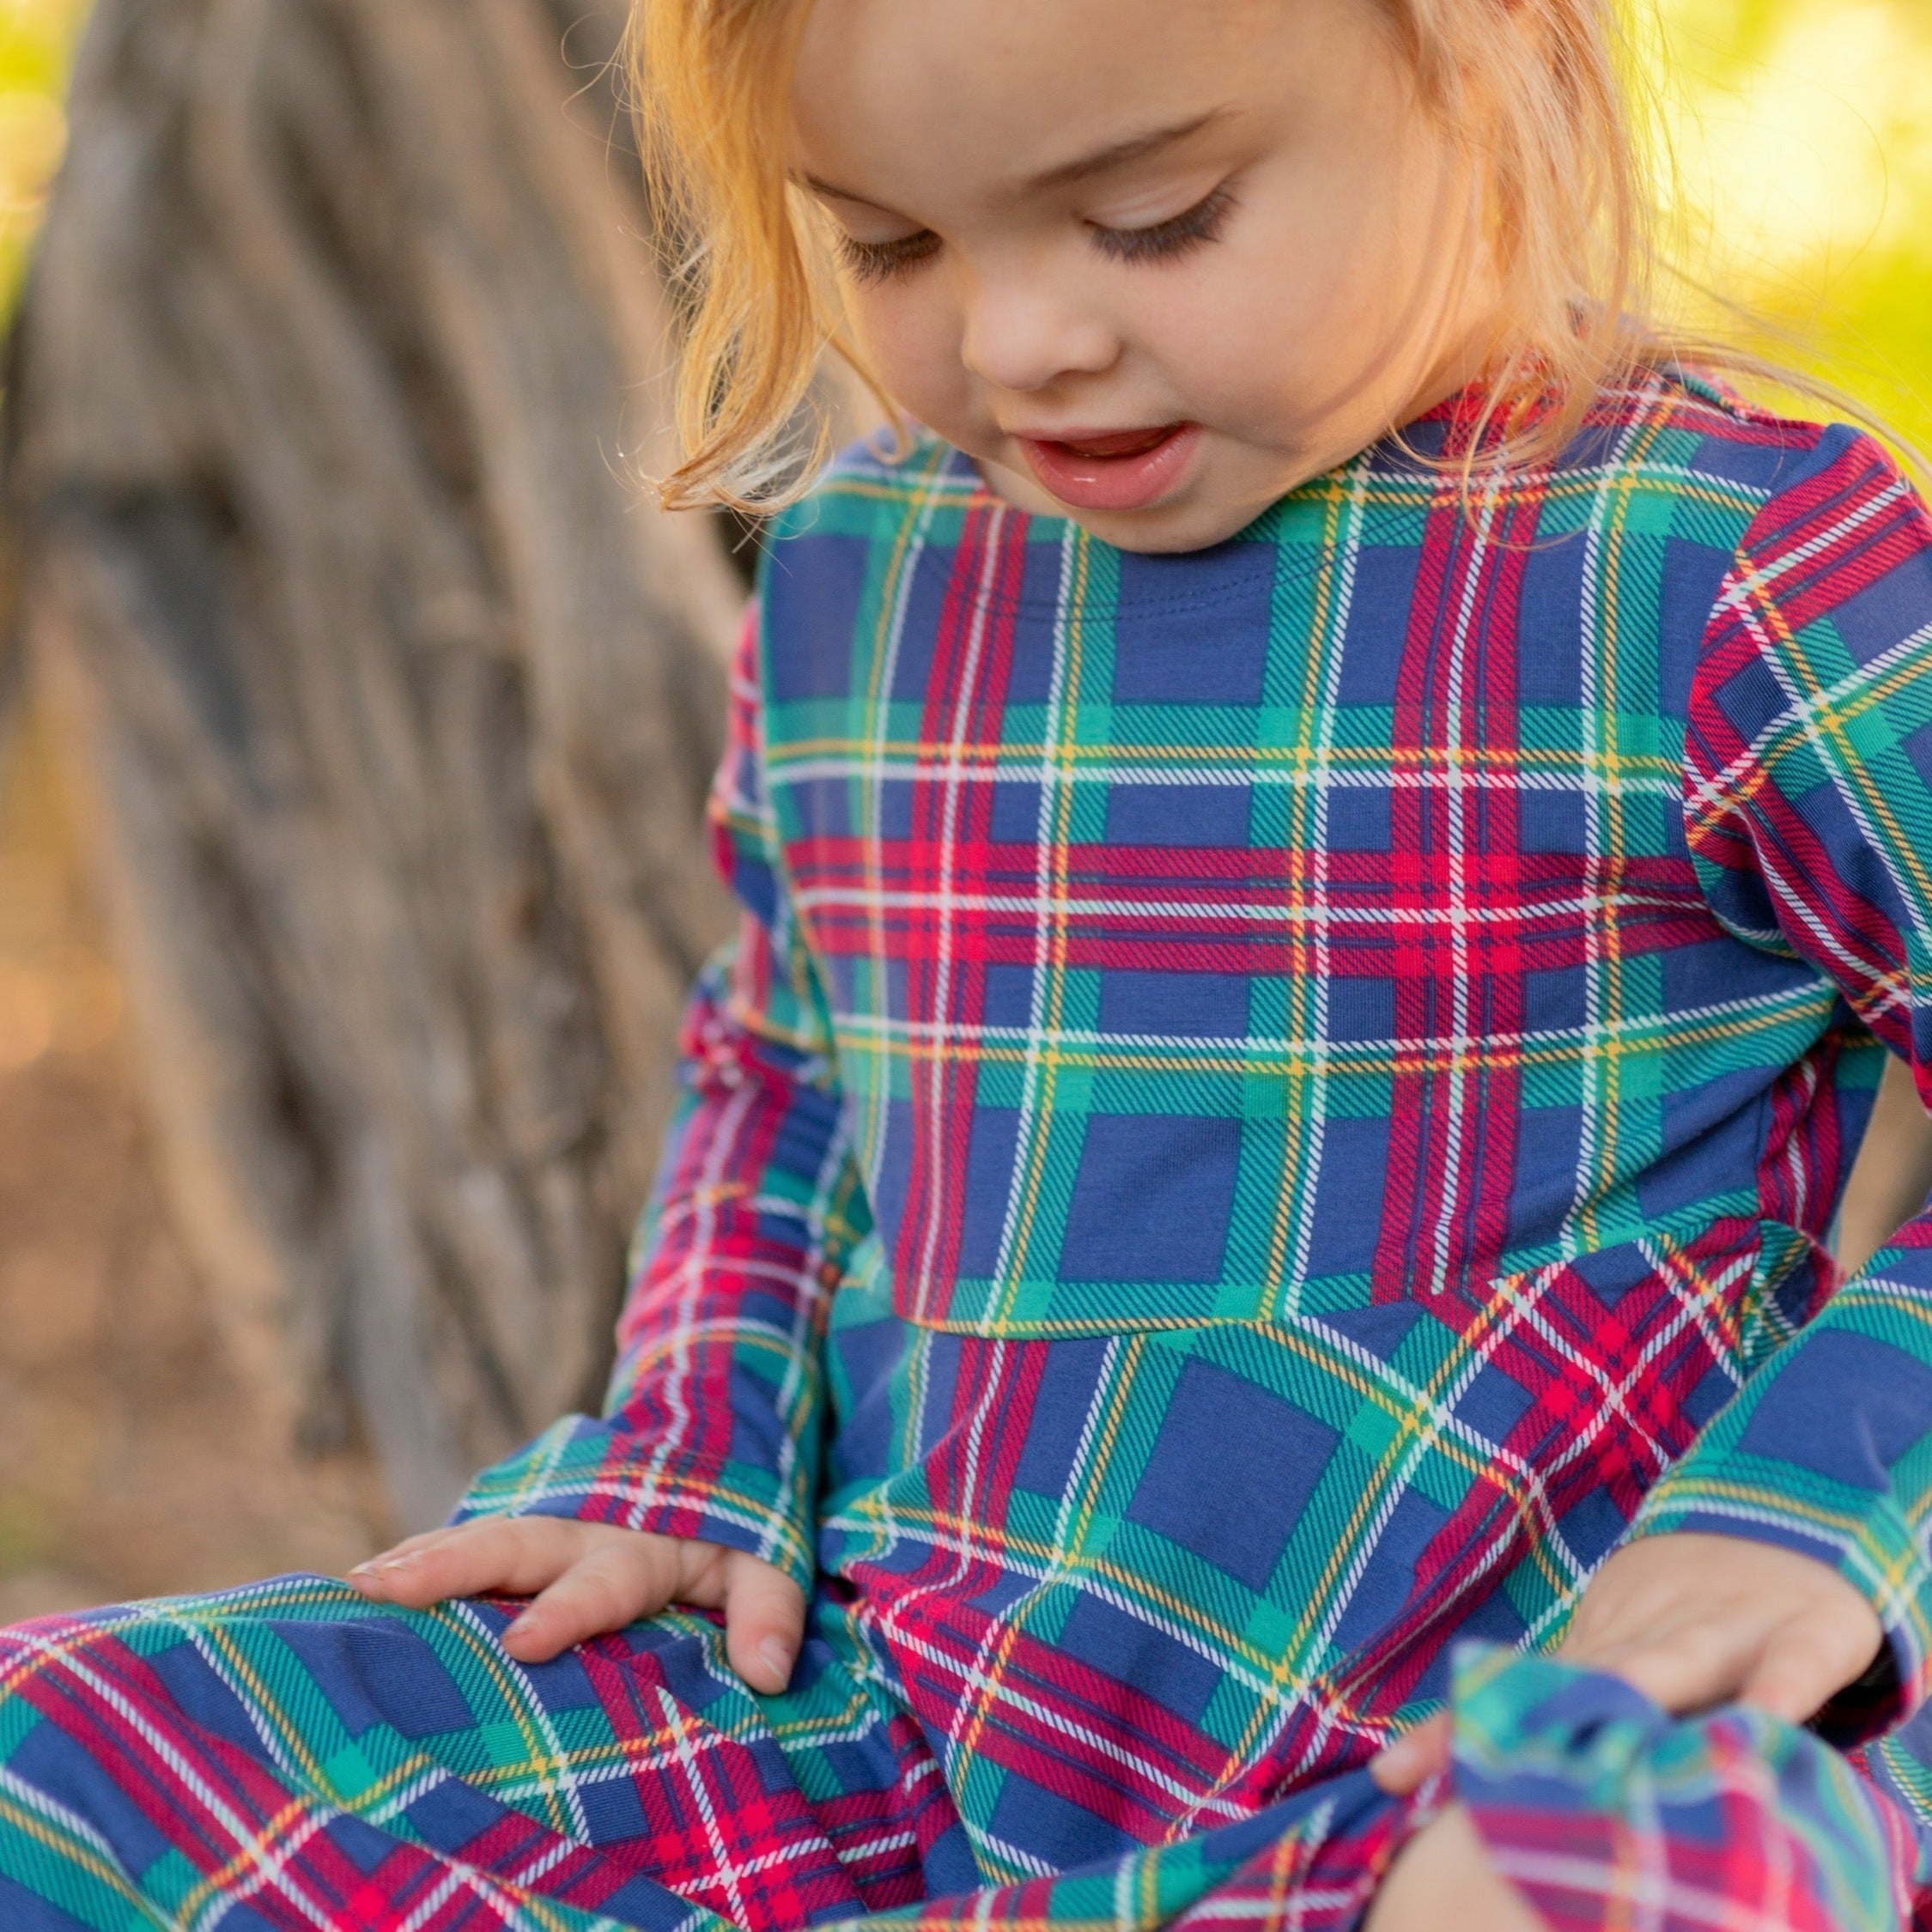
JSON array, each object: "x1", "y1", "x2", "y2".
[{"x1": 1074, "y1": 493, "x2": 1278, "y2": 555}]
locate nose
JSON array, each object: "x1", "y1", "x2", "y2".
[{"x1": 958, "y1": 267, "x2": 1120, "y2": 394}]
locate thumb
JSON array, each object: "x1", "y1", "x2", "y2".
[
  {"x1": 1371, "y1": 1711, "x2": 1451, "y2": 1796},
  {"x1": 721, "y1": 1553, "x2": 807, "y2": 1694}
]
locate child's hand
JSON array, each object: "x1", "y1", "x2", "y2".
[
  {"x1": 1371, "y1": 1533, "x2": 1884, "y2": 1795},
  {"x1": 347, "y1": 1519, "x2": 806, "y2": 1689}
]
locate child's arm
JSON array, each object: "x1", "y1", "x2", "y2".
[
  {"x1": 1382, "y1": 425, "x2": 1932, "y2": 1791},
  {"x1": 353, "y1": 611, "x2": 860, "y2": 1686}
]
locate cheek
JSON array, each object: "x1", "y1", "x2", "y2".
[{"x1": 849, "y1": 285, "x2": 971, "y2": 425}]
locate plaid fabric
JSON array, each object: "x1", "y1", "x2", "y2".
[{"x1": 8, "y1": 372, "x2": 1932, "y2": 1929}]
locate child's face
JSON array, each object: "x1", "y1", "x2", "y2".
[{"x1": 792, "y1": 0, "x2": 1493, "y2": 553}]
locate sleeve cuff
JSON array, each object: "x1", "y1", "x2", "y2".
[
  {"x1": 451, "y1": 1414, "x2": 818, "y2": 1595},
  {"x1": 1626, "y1": 1459, "x2": 1932, "y2": 1739}
]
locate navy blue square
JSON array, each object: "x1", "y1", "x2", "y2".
[
  {"x1": 1321, "y1": 1301, "x2": 1425, "y2": 1364},
  {"x1": 1337, "y1": 548, "x2": 1420, "y2": 706},
  {"x1": 890, "y1": 545, "x2": 957, "y2": 700},
  {"x1": 1014, "y1": 1338, "x2": 1113, "y2": 1496},
  {"x1": 147, "y1": 1643, "x2": 275, "y2": 1759},
  {"x1": 1738, "y1": 1330, "x2": 1932, "y2": 1490},
  {"x1": 1327, "y1": 786, "x2": 1391, "y2": 852},
  {"x1": 1328, "y1": 976, "x2": 1394, "y2": 1043},
  {"x1": 1509, "y1": 1104, "x2": 1583, "y2": 1249},
  {"x1": 830, "y1": 1317, "x2": 908, "y2": 1486},
  {"x1": 1661, "y1": 937, "x2": 1747, "y2": 1016},
  {"x1": 991, "y1": 781, "x2": 1045, "y2": 843},
  {"x1": 1097, "y1": 970, "x2": 1248, "y2": 1038},
  {"x1": 1523, "y1": 790, "x2": 1588, "y2": 855},
  {"x1": 1057, "y1": 1591, "x2": 1222, "y2": 1725},
  {"x1": 1524, "y1": 963, "x2": 1588, "y2": 1036},
  {"x1": 1328, "y1": 1486, "x2": 1449, "y2": 1652},
  {"x1": 983, "y1": 965, "x2": 1036, "y2": 1029},
  {"x1": 326, "y1": 1815, "x2": 396, "y2": 1878},
  {"x1": 0, "y1": 1875, "x2": 100, "y2": 1932},
  {"x1": 1127, "y1": 1358, "x2": 1338, "y2": 1592},
  {"x1": 988, "y1": 1767, "x2": 1139, "y2": 1867},
  {"x1": 1454, "y1": 1359, "x2": 1535, "y2": 1443},
  {"x1": 869, "y1": 1097, "x2": 916, "y2": 1236},
  {"x1": 1111, "y1": 544, "x2": 1274, "y2": 705},
  {"x1": 1516, "y1": 533, "x2": 1589, "y2": 708},
  {"x1": 877, "y1": 777, "x2": 915, "y2": 840},
  {"x1": 1059, "y1": 1115, "x2": 1241, "y2": 1283},
  {"x1": 404, "y1": 1776, "x2": 505, "y2": 1855},
  {"x1": 1714, "y1": 651, "x2": 1788, "y2": 748},
  {"x1": 1681, "y1": 1358, "x2": 1742, "y2": 1431},
  {"x1": 1689, "y1": 424, "x2": 1798, "y2": 494},
  {"x1": 1555, "y1": 1486, "x2": 1631, "y2": 1569},
  {"x1": 1571, "y1": 1239, "x2": 1654, "y2": 1307},
  {"x1": 1658, "y1": 536, "x2": 1737, "y2": 716},
  {"x1": 957, "y1": 1107, "x2": 1022, "y2": 1274},
  {"x1": 914, "y1": 1333, "x2": 965, "y2": 1459},
  {"x1": 600, "y1": 1874, "x2": 722, "y2": 1932},
  {"x1": 1007, "y1": 547, "x2": 1072, "y2": 704},
  {"x1": 790, "y1": 772, "x2": 853, "y2": 841},
  {"x1": 1105, "y1": 782, "x2": 1250, "y2": 848},
  {"x1": 1905, "y1": 717, "x2": 1932, "y2": 793},
  {"x1": 765, "y1": 535, "x2": 868, "y2": 700},
  {"x1": 1303, "y1": 1115, "x2": 1390, "y2": 1277},
  {"x1": 578, "y1": 1774, "x2": 651, "y2": 1844},
  {"x1": 1637, "y1": 1070, "x2": 1769, "y2": 1221}
]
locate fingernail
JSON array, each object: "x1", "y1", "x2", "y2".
[
  {"x1": 757, "y1": 1637, "x2": 794, "y2": 1684},
  {"x1": 1374, "y1": 1738, "x2": 1416, "y2": 1775}
]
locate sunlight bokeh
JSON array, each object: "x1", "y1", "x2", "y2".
[{"x1": 1660, "y1": 0, "x2": 1932, "y2": 447}]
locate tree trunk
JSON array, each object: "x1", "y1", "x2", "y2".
[{"x1": 4, "y1": 0, "x2": 750, "y2": 1529}]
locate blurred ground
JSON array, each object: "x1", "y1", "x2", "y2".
[{"x1": 0, "y1": 708, "x2": 385, "y2": 1618}]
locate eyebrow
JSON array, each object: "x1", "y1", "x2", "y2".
[{"x1": 797, "y1": 106, "x2": 1236, "y2": 209}]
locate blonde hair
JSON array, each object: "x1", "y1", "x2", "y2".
[{"x1": 630, "y1": 0, "x2": 1900, "y2": 514}]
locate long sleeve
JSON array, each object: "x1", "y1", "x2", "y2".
[
  {"x1": 454, "y1": 611, "x2": 866, "y2": 1594},
  {"x1": 1629, "y1": 426, "x2": 1932, "y2": 1718}
]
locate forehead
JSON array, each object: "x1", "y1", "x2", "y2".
[{"x1": 791, "y1": 0, "x2": 1286, "y2": 202}]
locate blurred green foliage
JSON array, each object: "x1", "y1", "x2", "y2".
[{"x1": 0, "y1": 0, "x2": 1921, "y2": 433}]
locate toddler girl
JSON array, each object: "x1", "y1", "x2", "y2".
[{"x1": 6, "y1": 1, "x2": 1932, "y2": 1926}]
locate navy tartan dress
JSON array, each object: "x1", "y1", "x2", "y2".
[{"x1": 9, "y1": 373, "x2": 1932, "y2": 1930}]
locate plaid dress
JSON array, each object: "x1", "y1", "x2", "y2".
[{"x1": 9, "y1": 372, "x2": 1932, "y2": 1930}]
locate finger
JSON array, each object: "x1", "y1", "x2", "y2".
[
  {"x1": 1739, "y1": 1630, "x2": 1858, "y2": 1726},
  {"x1": 1563, "y1": 1619, "x2": 1747, "y2": 1715},
  {"x1": 502, "y1": 1541, "x2": 685, "y2": 1664},
  {"x1": 353, "y1": 1518, "x2": 590, "y2": 1608},
  {"x1": 721, "y1": 1554, "x2": 807, "y2": 1693},
  {"x1": 1371, "y1": 1712, "x2": 1451, "y2": 1796},
  {"x1": 348, "y1": 1526, "x2": 467, "y2": 1588}
]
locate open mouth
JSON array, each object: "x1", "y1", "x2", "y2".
[{"x1": 1013, "y1": 422, "x2": 1201, "y2": 513}]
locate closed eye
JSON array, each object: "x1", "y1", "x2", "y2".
[
  {"x1": 835, "y1": 228, "x2": 943, "y2": 285},
  {"x1": 1090, "y1": 182, "x2": 1237, "y2": 264}
]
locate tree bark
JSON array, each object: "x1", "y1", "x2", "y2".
[{"x1": 4, "y1": 0, "x2": 750, "y2": 1528}]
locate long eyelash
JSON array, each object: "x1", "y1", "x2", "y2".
[
  {"x1": 1091, "y1": 184, "x2": 1237, "y2": 265},
  {"x1": 835, "y1": 229, "x2": 943, "y2": 286}
]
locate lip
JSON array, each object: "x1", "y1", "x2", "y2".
[{"x1": 1012, "y1": 422, "x2": 1202, "y2": 513}]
